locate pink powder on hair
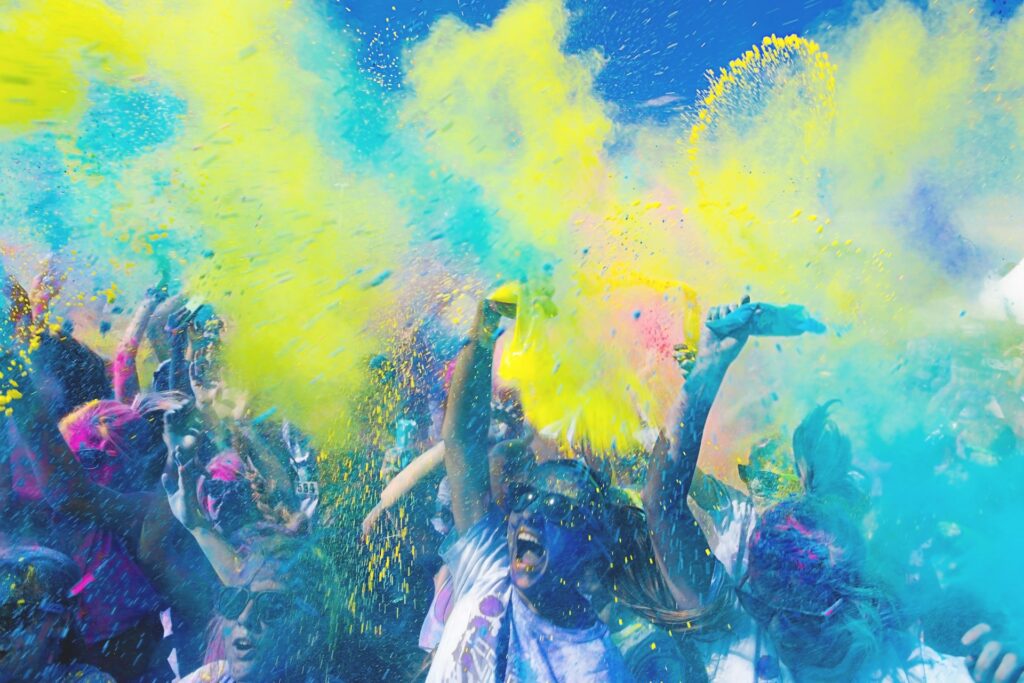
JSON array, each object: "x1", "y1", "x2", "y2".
[
  {"x1": 59, "y1": 400, "x2": 150, "y2": 486},
  {"x1": 206, "y1": 450, "x2": 246, "y2": 482}
]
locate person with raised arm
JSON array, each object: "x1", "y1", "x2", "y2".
[{"x1": 426, "y1": 292, "x2": 803, "y2": 682}]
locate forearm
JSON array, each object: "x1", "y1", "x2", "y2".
[
  {"x1": 190, "y1": 526, "x2": 247, "y2": 586},
  {"x1": 114, "y1": 299, "x2": 159, "y2": 401},
  {"x1": 380, "y1": 441, "x2": 445, "y2": 509},
  {"x1": 645, "y1": 362, "x2": 728, "y2": 507},
  {"x1": 442, "y1": 318, "x2": 497, "y2": 533},
  {"x1": 643, "y1": 362, "x2": 729, "y2": 607},
  {"x1": 167, "y1": 334, "x2": 191, "y2": 394},
  {"x1": 113, "y1": 343, "x2": 142, "y2": 402}
]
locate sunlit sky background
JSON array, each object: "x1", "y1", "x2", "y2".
[{"x1": 333, "y1": 0, "x2": 1023, "y2": 122}]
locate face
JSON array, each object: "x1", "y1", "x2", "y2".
[
  {"x1": 74, "y1": 440, "x2": 164, "y2": 492},
  {"x1": 201, "y1": 477, "x2": 257, "y2": 533},
  {"x1": 223, "y1": 576, "x2": 308, "y2": 682},
  {"x1": 0, "y1": 605, "x2": 65, "y2": 680},
  {"x1": 506, "y1": 463, "x2": 604, "y2": 597}
]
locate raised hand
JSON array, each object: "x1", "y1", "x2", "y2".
[
  {"x1": 695, "y1": 295, "x2": 755, "y2": 372},
  {"x1": 161, "y1": 449, "x2": 207, "y2": 532}
]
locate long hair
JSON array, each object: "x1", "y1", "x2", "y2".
[{"x1": 603, "y1": 489, "x2": 736, "y2": 637}]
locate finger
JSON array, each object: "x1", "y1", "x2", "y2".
[
  {"x1": 964, "y1": 624, "x2": 994, "y2": 649},
  {"x1": 161, "y1": 472, "x2": 179, "y2": 496},
  {"x1": 975, "y1": 642, "x2": 1004, "y2": 682},
  {"x1": 994, "y1": 653, "x2": 1021, "y2": 683},
  {"x1": 179, "y1": 462, "x2": 202, "y2": 492}
]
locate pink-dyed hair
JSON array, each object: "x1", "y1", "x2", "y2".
[
  {"x1": 58, "y1": 396, "x2": 169, "y2": 486},
  {"x1": 205, "y1": 449, "x2": 247, "y2": 482}
]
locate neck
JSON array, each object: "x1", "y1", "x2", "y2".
[{"x1": 515, "y1": 583, "x2": 596, "y2": 629}]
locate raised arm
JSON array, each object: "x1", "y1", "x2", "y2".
[
  {"x1": 164, "y1": 304, "x2": 195, "y2": 395},
  {"x1": 114, "y1": 287, "x2": 167, "y2": 403},
  {"x1": 161, "y1": 453, "x2": 247, "y2": 586},
  {"x1": 643, "y1": 299, "x2": 753, "y2": 608},
  {"x1": 28, "y1": 257, "x2": 63, "y2": 325},
  {"x1": 362, "y1": 440, "x2": 446, "y2": 537},
  {"x1": 442, "y1": 301, "x2": 504, "y2": 534}
]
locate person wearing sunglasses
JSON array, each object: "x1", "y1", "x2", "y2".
[
  {"x1": 423, "y1": 299, "x2": 631, "y2": 682},
  {"x1": 0, "y1": 545, "x2": 113, "y2": 683},
  {"x1": 425, "y1": 294, "x2": 799, "y2": 682},
  {"x1": 179, "y1": 545, "x2": 342, "y2": 683}
]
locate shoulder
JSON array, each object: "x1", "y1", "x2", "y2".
[
  {"x1": 441, "y1": 506, "x2": 507, "y2": 568},
  {"x1": 178, "y1": 660, "x2": 230, "y2": 683}
]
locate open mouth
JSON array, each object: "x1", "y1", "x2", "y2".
[
  {"x1": 513, "y1": 527, "x2": 547, "y2": 575},
  {"x1": 232, "y1": 637, "x2": 256, "y2": 660}
]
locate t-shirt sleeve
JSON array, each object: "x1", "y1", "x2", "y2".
[
  {"x1": 689, "y1": 474, "x2": 755, "y2": 579},
  {"x1": 441, "y1": 506, "x2": 509, "y2": 606}
]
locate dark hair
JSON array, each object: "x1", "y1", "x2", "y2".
[
  {"x1": 747, "y1": 497, "x2": 901, "y2": 677},
  {"x1": 602, "y1": 490, "x2": 735, "y2": 637},
  {"x1": 34, "y1": 331, "x2": 112, "y2": 418},
  {"x1": 0, "y1": 545, "x2": 81, "y2": 612}
]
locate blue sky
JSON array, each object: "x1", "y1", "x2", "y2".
[{"x1": 331, "y1": 0, "x2": 1022, "y2": 121}]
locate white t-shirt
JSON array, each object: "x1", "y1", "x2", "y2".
[
  {"x1": 688, "y1": 476, "x2": 757, "y2": 581},
  {"x1": 700, "y1": 612, "x2": 795, "y2": 683},
  {"x1": 426, "y1": 508, "x2": 632, "y2": 682}
]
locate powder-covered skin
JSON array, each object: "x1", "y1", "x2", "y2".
[{"x1": 1, "y1": 0, "x2": 1023, "y2": 650}]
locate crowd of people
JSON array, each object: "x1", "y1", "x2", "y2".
[{"x1": 2, "y1": 265, "x2": 1023, "y2": 683}]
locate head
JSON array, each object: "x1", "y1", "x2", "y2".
[
  {"x1": 737, "y1": 433, "x2": 801, "y2": 509},
  {"x1": 0, "y1": 546, "x2": 80, "y2": 681},
  {"x1": 199, "y1": 450, "x2": 260, "y2": 535},
  {"x1": 743, "y1": 498, "x2": 893, "y2": 677},
  {"x1": 33, "y1": 332, "x2": 112, "y2": 419},
  {"x1": 489, "y1": 386, "x2": 525, "y2": 441},
  {"x1": 506, "y1": 459, "x2": 609, "y2": 603},
  {"x1": 220, "y1": 543, "x2": 331, "y2": 682},
  {"x1": 59, "y1": 398, "x2": 166, "y2": 491}
]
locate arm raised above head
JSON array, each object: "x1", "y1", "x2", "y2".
[
  {"x1": 644, "y1": 297, "x2": 819, "y2": 609},
  {"x1": 442, "y1": 300, "x2": 508, "y2": 535},
  {"x1": 114, "y1": 286, "x2": 168, "y2": 403}
]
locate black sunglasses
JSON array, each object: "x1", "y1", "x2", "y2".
[
  {"x1": 507, "y1": 482, "x2": 595, "y2": 527},
  {"x1": 734, "y1": 573, "x2": 844, "y2": 624},
  {"x1": 216, "y1": 586, "x2": 292, "y2": 625},
  {"x1": 76, "y1": 447, "x2": 113, "y2": 471}
]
